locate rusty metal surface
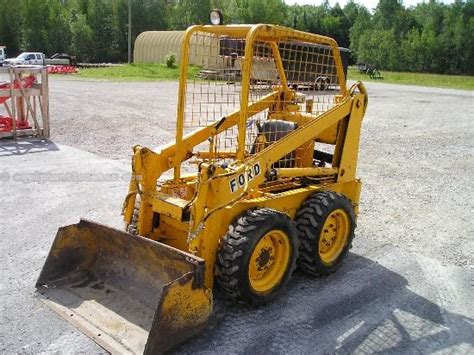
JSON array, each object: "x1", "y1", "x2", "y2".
[{"x1": 35, "y1": 219, "x2": 212, "y2": 354}]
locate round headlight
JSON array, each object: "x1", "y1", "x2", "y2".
[{"x1": 209, "y1": 9, "x2": 223, "y2": 25}]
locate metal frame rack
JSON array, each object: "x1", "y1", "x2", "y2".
[{"x1": 0, "y1": 66, "x2": 50, "y2": 139}]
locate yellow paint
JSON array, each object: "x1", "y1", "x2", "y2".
[
  {"x1": 158, "y1": 274, "x2": 212, "y2": 326},
  {"x1": 277, "y1": 167, "x2": 338, "y2": 178},
  {"x1": 153, "y1": 193, "x2": 188, "y2": 220},
  {"x1": 249, "y1": 230, "x2": 291, "y2": 294},
  {"x1": 41, "y1": 23, "x2": 369, "y2": 355},
  {"x1": 121, "y1": 25, "x2": 368, "y2": 290},
  {"x1": 319, "y1": 208, "x2": 350, "y2": 264}
]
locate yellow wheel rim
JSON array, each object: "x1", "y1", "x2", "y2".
[
  {"x1": 248, "y1": 230, "x2": 291, "y2": 293},
  {"x1": 319, "y1": 208, "x2": 350, "y2": 264}
]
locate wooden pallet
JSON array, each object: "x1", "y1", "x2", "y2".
[{"x1": 0, "y1": 66, "x2": 50, "y2": 139}]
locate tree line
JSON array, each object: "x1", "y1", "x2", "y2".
[{"x1": 0, "y1": 0, "x2": 472, "y2": 75}]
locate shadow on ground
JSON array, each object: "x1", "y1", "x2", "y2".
[
  {"x1": 0, "y1": 139, "x2": 59, "y2": 157},
  {"x1": 173, "y1": 253, "x2": 473, "y2": 354}
]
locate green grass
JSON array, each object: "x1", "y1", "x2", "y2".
[
  {"x1": 347, "y1": 67, "x2": 474, "y2": 90},
  {"x1": 77, "y1": 63, "x2": 201, "y2": 81},
  {"x1": 76, "y1": 63, "x2": 473, "y2": 90}
]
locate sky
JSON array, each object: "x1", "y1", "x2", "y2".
[{"x1": 283, "y1": 0, "x2": 455, "y2": 12}]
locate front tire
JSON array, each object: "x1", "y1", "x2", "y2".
[
  {"x1": 295, "y1": 191, "x2": 355, "y2": 276},
  {"x1": 216, "y1": 208, "x2": 298, "y2": 305},
  {"x1": 125, "y1": 194, "x2": 140, "y2": 235}
]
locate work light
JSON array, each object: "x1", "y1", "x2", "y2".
[{"x1": 209, "y1": 9, "x2": 223, "y2": 25}]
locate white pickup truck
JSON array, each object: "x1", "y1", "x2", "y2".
[
  {"x1": 0, "y1": 46, "x2": 6, "y2": 65},
  {"x1": 3, "y1": 52, "x2": 46, "y2": 66}
]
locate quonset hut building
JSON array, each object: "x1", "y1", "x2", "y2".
[{"x1": 134, "y1": 31, "x2": 350, "y2": 85}]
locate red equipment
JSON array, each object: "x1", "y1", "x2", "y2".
[
  {"x1": 0, "y1": 114, "x2": 31, "y2": 132},
  {"x1": 0, "y1": 74, "x2": 36, "y2": 104},
  {"x1": 47, "y1": 65, "x2": 77, "y2": 75},
  {"x1": 0, "y1": 74, "x2": 36, "y2": 132}
]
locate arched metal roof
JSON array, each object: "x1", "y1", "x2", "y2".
[{"x1": 134, "y1": 31, "x2": 185, "y2": 64}]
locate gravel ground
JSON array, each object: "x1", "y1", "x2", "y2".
[
  {"x1": 45, "y1": 77, "x2": 474, "y2": 267},
  {"x1": 0, "y1": 77, "x2": 472, "y2": 353},
  {"x1": 50, "y1": 78, "x2": 179, "y2": 161}
]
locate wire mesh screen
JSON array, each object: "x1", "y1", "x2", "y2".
[
  {"x1": 279, "y1": 40, "x2": 340, "y2": 113},
  {"x1": 183, "y1": 31, "x2": 342, "y2": 168},
  {"x1": 185, "y1": 32, "x2": 242, "y2": 161}
]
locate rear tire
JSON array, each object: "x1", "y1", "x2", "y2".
[
  {"x1": 216, "y1": 208, "x2": 298, "y2": 305},
  {"x1": 295, "y1": 191, "x2": 355, "y2": 276}
]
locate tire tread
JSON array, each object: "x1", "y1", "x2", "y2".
[
  {"x1": 295, "y1": 191, "x2": 356, "y2": 276},
  {"x1": 216, "y1": 208, "x2": 298, "y2": 305}
]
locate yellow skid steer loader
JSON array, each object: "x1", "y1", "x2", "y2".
[{"x1": 36, "y1": 19, "x2": 367, "y2": 354}]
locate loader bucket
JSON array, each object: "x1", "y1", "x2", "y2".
[{"x1": 35, "y1": 219, "x2": 212, "y2": 354}]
